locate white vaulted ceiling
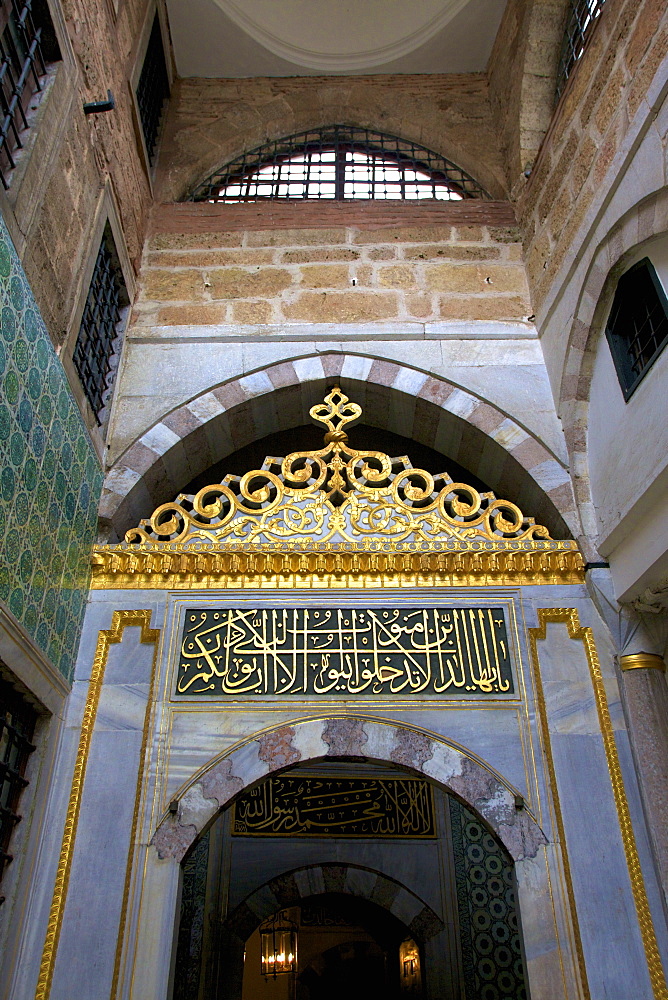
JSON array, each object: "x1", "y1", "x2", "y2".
[{"x1": 167, "y1": 0, "x2": 508, "y2": 77}]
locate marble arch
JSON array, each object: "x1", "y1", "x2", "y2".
[
  {"x1": 151, "y1": 716, "x2": 546, "y2": 865},
  {"x1": 101, "y1": 353, "x2": 578, "y2": 542}
]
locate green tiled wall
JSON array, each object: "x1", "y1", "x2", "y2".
[{"x1": 0, "y1": 217, "x2": 102, "y2": 681}]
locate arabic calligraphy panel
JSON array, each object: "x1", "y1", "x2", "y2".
[
  {"x1": 177, "y1": 607, "x2": 514, "y2": 697},
  {"x1": 232, "y1": 776, "x2": 436, "y2": 838}
]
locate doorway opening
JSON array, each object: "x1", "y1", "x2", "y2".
[
  {"x1": 242, "y1": 894, "x2": 420, "y2": 999},
  {"x1": 170, "y1": 761, "x2": 528, "y2": 1000}
]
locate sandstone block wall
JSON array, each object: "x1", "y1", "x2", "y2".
[
  {"x1": 135, "y1": 216, "x2": 530, "y2": 328},
  {"x1": 518, "y1": 0, "x2": 668, "y2": 315},
  {"x1": 157, "y1": 74, "x2": 508, "y2": 203}
]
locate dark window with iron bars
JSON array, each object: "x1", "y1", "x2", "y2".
[
  {"x1": 605, "y1": 258, "x2": 668, "y2": 401},
  {"x1": 72, "y1": 222, "x2": 128, "y2": 425},
  {"x1": 0, "y1": 675, "x2": 37, "y2": 904},
  {"x1": 555, "y1": 0, "x2": 606, "y2": 101},
  {"x1": 189, "y1": 126, "x2": 490, "y2": 203},
  {"x1": 0, "y1": 0, "x2": 60, "y2": 189},
  {"x1": 135, "y1": 13, "x2": 169, "y2": 169}
]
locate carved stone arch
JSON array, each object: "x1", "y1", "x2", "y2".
[
  {"x1": 100, "y1": 354, "x2": 577, "y2": 542},
  {"x1": 224, "y1": 863, "x2": 445, "y2": 945},
  {"x1": 151, "y1": 716, "x2": 547, "y2": 865}
]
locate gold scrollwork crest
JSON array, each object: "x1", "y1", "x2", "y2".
[{"x1": 94, "y1": 387, "x2": 582, "y2": 588}]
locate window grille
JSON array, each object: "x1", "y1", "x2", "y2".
[
  {"x1": 0, "y1": 676, "x2": 36, "y2": 904},
  {"x1": 605, "y1": 258, "x2": 668, "y2": 400},
  {"x1": 72, "y1": 223, "x2": 128, "y2": 425},
  {"x1": 555, "y1": 0, "x2": 606, "y2": 100},
  {"x1": 189, "y1": 126, "x2": 489, "y2": 203},
  {"x1": 136, "y1": 13, "x2": 169, "y2": 168},
  {"x1": 0, "y1": 0, "x2": 61, "y2": 189}
]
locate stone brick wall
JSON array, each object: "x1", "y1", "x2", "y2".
[
  {"x1": 6, "y1": 0, "x2": 155, "y2": 348},
  {"x1": 487, "y1": 0, "x2": 567, "y2": 194},
  {"x1": 157, "y1": 74, "x2": 508, "y2": 203},
  {"x1": 135, "y1": 210, "x2": 530, "y2": 327},
  {"x1": 518, "y1": 0, "x2": 668, "y2": 315}
]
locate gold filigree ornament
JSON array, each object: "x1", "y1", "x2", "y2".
[{"x1": 93, "y1": 387, "x2": 583, "y2": 588}]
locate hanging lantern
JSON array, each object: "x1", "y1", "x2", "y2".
[
  {"x1": 399, "y1": 938, "x2": 421, "y2": 994},
  {"x1": 260, "y1": 911, "x2": 298, "y2": 979}
]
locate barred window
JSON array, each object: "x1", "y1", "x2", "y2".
[
  {"x1": 189, "y1": 126, "x2": 489, "y2": 203},
  {"x1": 0, "y1": 0, "x2": 61, "y2": 188},
  {"x1": 605, "y1": 258, "x2": 668, "y2": 400},
  {"x1": 72, "y1": 223, "x2": 128, "y2": 426},
  {"x1": 136, "y1": 13, "x2": 169, "y2": 168},
  {"x1": 556, "y1": 0, "x2": 606, "y2": 100},
  {"x1": 0, "y1": 677, "x2": 36, "y2": 903}
]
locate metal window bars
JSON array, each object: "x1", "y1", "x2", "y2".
[
  {"x1": 72, "y1": 225, "x2": 128, "y2": 424},
  {"x1": 189, "y1": 126, "x2": 490, "y2": 203},
  {"x1": 0, "y1": 0, "x2": 52, "y2": 188},
  {"x1": 605, "y1": 258, "x2": 668, "y2": 400},
  {"x1": 555, "y1": 0, "x2": 607, "y2": 100},
  {"x1": 0, "y1": 677, "x2": 36, "y2": 903},
  {"x1": 136, "y1": 13, "x2": 169, "y2": 168}
]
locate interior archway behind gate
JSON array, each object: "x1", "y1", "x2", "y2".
[{"x1": 101, "y1": 355, "x2": 577, "y2": 542}]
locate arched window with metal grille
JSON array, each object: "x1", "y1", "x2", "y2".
[{"x1": 187, "y1": 126, "x2": 489, "y2": 203}]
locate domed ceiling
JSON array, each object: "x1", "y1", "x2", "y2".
[{"x1": 167, "y1": 0, "x2": 509, "y2": 77}]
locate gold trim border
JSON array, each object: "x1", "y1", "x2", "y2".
[
  {"x1": 34, "y1": 611, "x2": 160, "y2": 1000},
  {"x1": 529, "y1": 608, "x2": 668, "y2": 1000},
  {"x1": 91, "y1": 542, "x2": 584, "y2": 590},
  {"x1": 620, "y1": 653, "x2": 666, "y2": 672}
]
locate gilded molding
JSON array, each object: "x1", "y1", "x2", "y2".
[
  {"x1": 34, "y1": 611, "x2": 160, "y2": 1000},
  {"x1": 529, "y1": 609, "x2": 668, "y2": 1000},
  {"x1": 620, "y1": 652, "x2": 666, "y2": 672},
  {"x1": 91, "y1": 541, "x2": 584, "y2": 589}
]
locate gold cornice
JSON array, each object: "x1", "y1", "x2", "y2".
[
  {"x1": 620, "y1": 652, "x2": 666, "y2": 672},
  {"x1": 91, "y1": 539, "x2": 584, "y2": 589}
]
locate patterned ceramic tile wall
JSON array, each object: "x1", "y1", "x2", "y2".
[
  {"x1": 450, "y1": 797, "x2": 528, "y2": 1000},
  {"x1": 0, "y1": 217, "x2": 102, "y2": 681}
]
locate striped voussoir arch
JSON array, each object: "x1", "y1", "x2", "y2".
[
  {"x1": 224, "y1": 863, "x2": 445, "y2": 943},
  {"x1": 100, "y1": 353, "x2": 577, "y2": 541}
]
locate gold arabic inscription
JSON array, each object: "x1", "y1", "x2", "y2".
[
  {"x1": 233, "y1": 775, "x2": 436, "y2": 837},
  {"x1": 178, "y1": 607, "x2": 513, "y2": 697}
]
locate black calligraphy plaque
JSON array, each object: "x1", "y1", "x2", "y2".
[
  {"x1": 232, "y1": 775, "x2": 436, "y2": 838},
  {"x1": 177, "y1": 607, "x2": 513, "y2": 697}
]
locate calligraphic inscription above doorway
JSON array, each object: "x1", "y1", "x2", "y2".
[
  {"x1": 177, "y1": 607, "x2": 513, "y2": 697},
  {"x1": 232, "y1": 775, "x2": 437, "y2": 837}
]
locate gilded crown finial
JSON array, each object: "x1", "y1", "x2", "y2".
[{"x1": 310, "y1": 385, "x2": 362, "y2": 445}]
